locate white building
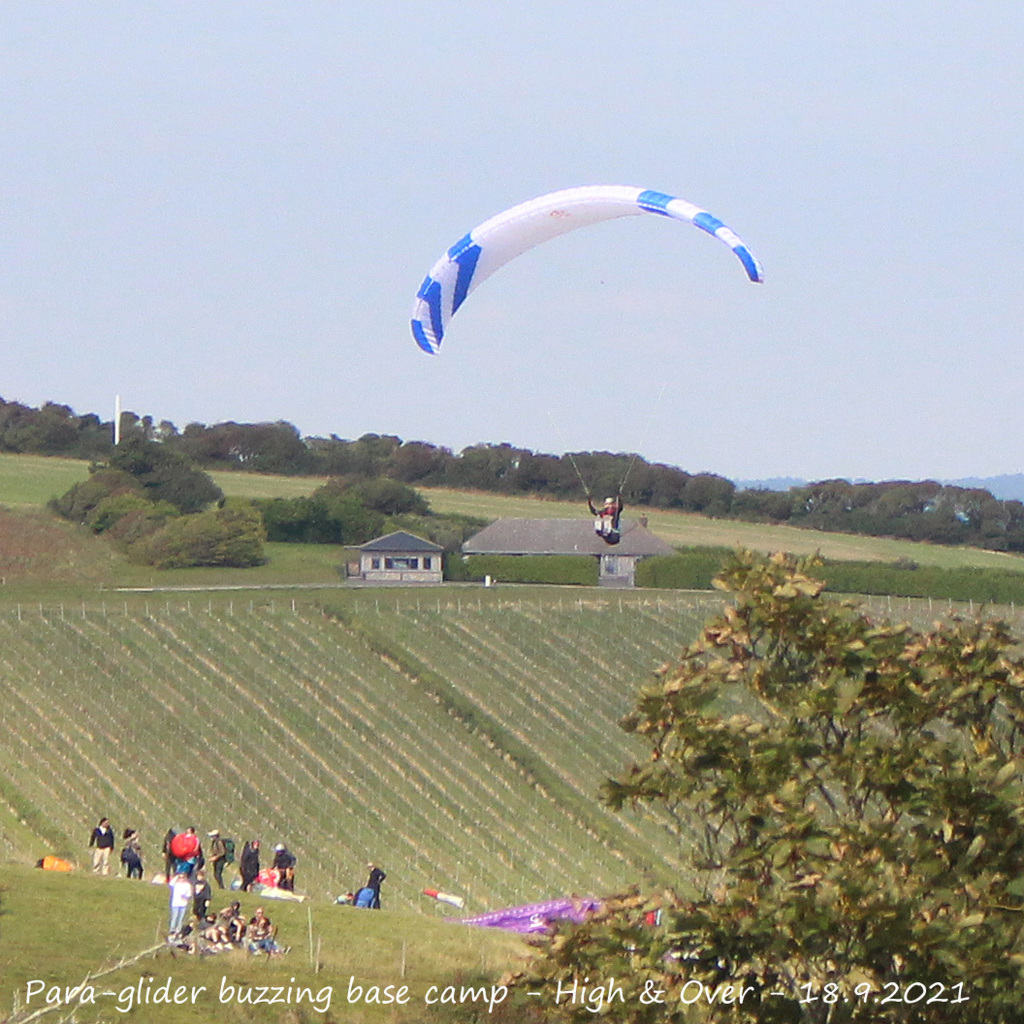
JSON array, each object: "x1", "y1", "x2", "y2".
[{"x1": 354, "y1": 531, "x2": 444, "y2": 583}]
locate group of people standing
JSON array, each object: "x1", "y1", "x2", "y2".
[
  {"x1": 87, "y1": 817, "x2": 298, "y2": 894},
  {"x1": 86, "y1": 816, "x2": 387, "y2": 915},
  {"x1": 237, "y1": 838, "x2": 298, "y2": 891},
  {"x1": 88, "y1": 817, "x2": 148, "y2": 881}
]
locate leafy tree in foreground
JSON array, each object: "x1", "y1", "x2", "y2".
[{"x1": 515, "y1": 551, "x2": 1024, "y2": 1022}]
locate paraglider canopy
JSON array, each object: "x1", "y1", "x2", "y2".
[
  {"x1": 411, "y1": 185, "x2": 763, "y2": 354},
  {"x1": 169, "y1": 832, "x2": 199, "y2": 859}
]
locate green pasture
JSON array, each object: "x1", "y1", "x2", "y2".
[
  {"x1": 0, "y1": 533, "x2": 351, "y2": 606},
  {"x1": 0, "y1": 453, "x2": 92, "y2": 507},
  {"x1": 0, "y1": 587, "x2": 1005, "y2": 888},
  {"x1": 0, "y1": 864, "x2": 529, "y2": 1024},
  {"x1": 419, "y1": 487, "x2": 1024, "y2": 571},
  {"x1": 208, "y1": 469, "x2": 328, "y2": 500},
  {"x1": 0, "y1": 585, "x2": 1014, "y2": 1024},
  {"x1": 0, "y1": 453, "x2": 329, "y2": 508},
  {"x1": 0, "y1": 554, "x2": 1020, "y2": 1022},
  {"x1": 4, "y1": 453, "x2": 1024, "y2": 576}
]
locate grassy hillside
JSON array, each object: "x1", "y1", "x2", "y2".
[
  {"x1": 0, "y1": 453, "x2": 328, "y2": 507},
  {"x1": 0, "y1": 863, "x2": 528, "y2": 1024},
  {"x1": 3, "y1": 443, "x2": 1022, "y2": 1022},
  {"x1": 0, "y1": 507, "x2": 123, "y2": 586},
  {"x1": 0, "y1": 588, "x2": 724, "y2": 1021},
  {"x1": 0, "y1": 585, "x2": 1009, "y2": 1024},
  {"x1": 6, "y1": 451, "x2": 1024, "y2": 572},
  {"x1": 419, "y1": 487, "x2": 1024, "y2": 571},
  {"x1": 0, "y1": 590, "x2": 723, "y2": 910}
]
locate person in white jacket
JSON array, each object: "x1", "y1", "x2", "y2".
[{"x1": 167, "y1": 873, "x2": 194, "y2": 938}]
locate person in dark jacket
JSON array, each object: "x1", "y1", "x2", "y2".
[
  {"x1": 239, "y1": 839, "x2": 260, "y2": 891},
  {"x1": 365, "y1": 863, "x2": 386, "y2": 909},
  {"x1": 207, "y1": 830, "x2": 228, "y2": 889},
  {"x1": 192, "y1": 870, "x2": 212, "y2": 919},
  {"x1": 89, "y1": 817, "x2": 115, "y2": 875},
  {"x1": 217, "y1": 900, "x2": 246, "y2": 943},
  {"x1": 272, "y1": 843, "x2": 296, "y2": 891},
  {"x1": 162, "y1": 827, "x2": 176, "y2": 879},
  {"x1": 120, "y1": 828, "x2": 143, "y2": 879}
]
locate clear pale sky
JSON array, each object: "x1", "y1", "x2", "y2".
[{"x1": 2, "y1": 3, "x2": 1022, "y2": 482}]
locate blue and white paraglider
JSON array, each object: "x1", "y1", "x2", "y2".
[{"x1": 410, "y1": 185, "x2": 763, "y2": 354}]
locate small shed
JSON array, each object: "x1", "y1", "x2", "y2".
[
  {"x1": 462, "y1": 518, "x2": 675, "y2": 587},
  {"x1": 354, "y1": 531, "x2": 444, "y2": 583}
]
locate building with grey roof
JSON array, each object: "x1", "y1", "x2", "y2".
[
  {"x1": 353, "y1": 530, "x2": 444, "y2": 583},
  {"x1": 462, "y1": 518, "x2": 675, "y2": 587}
]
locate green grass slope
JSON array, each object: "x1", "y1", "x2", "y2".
[
  {"x1": 420, "y1": 487, "x2": 1024, "y2": 571},
  {"x1": 0, "y1": 863, "x2": 529, "y2": 1024},
  {"x1": 0, "y1": 591, "x2": 717, "y2": 913},
  {"x1": 6, "y1": 451, "x2": 1024, "y2": 572}
]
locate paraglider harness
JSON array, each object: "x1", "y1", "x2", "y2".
[{"x1": 587, "y1": 494, "x2": 624, "y2": 545}]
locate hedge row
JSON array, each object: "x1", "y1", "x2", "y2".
[
  {"x1": 634, "y1": 548, "x2": 733, "y2": 590},
  {"x1": 635, "y1": 548, "x2": 1024, "y2": 606},
  {"x1": 437, "y1": 546, "x2": 1024, "y2": 605},
  {"x1": 445, "y1": 554, "x2": 598, "y2": 586},
  {"x1": 820, "y1": 561, "x2": 1024, "y2": 605}
]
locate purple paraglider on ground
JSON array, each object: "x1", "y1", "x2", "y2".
[{"x1": 449, "y1": 897, "x2": 602, "y2": 934}]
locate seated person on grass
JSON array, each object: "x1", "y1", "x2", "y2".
[
  {"x1": 199, "y1": 914, "x2": 233, "y2": 949},
  {"x1": 248, "y1": 907, "x2": 286, "y2": 955},
  {"x1": 216, "y1": 901, "x2": 247, "y2": 944}
]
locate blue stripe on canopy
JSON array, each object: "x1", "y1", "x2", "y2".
[
  {"x1": 636, "y1": 189, "x2": 675, "y2": 216},
  {"x1": 416, "y1": 277, "x2": 444, "y2": 348},
  {"x1": 451, "y1": 241, "x2": 482, "y2": 315},
  {"x1": 447, "y1": 232, "x2": 475, "y2": 259},
  {"x1": 734, "y1": 246, "x2": 761, "y2": 283},
  {"x1": 692, "y1": 211, "x2": 725, "y2": 236},
  {"x1": 411, "y1": 319, "x2": 435, "y2": 353}
]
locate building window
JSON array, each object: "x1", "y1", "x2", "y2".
[
  {"x1": 371, "y1": 557, "x2": 380, "y2": 569},
  {"x1": 385, "y1": 557, "x2": 419, "y2": 570},
  {"x1": 423, "y1": 557, "x2": 432, "y2": 570}
]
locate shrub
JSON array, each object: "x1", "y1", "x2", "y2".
[
  {"x1": 635, "y1": 549, "x2": 1024, "y2": 607},
  {"x1": 129, "y1": 506, "x2": 266, "y2": 568},
  {"x1": 515, "y1": 551, "x2": 1024, "y2": 1023},
  {"x1": 348, "y1": 477, "x2": 430, "y2": 516},
  {"x1": 49, "y1": 468, "x2": 140, "y2": 523},
  {"x1": 254, "y1": 494, "x2": 386, "y2": 545},
  {"x1": 109, "y1": 435, "x2": 223, "y2": 513},
  {"x1": 87, "y1": 492, "x2": 177, "y2": 534}
]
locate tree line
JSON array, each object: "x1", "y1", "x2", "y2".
[{"x1": 8, "y1": 395, "x2": 1024, "y2": 551}]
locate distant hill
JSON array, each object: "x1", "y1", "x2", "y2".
[
  {"x1": 734, "y1": 474, "x2": 1024, "y2": 503},
  {"x1": 732, "y1": 476, "x2": 808, "y2": 491},
  {"x1": 947, "y1": 474, "x2": 1024, "y2": 503}
]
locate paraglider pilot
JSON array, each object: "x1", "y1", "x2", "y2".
[{"x1": 588, "y1": 495, "x2": 623, "y2": 544}]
